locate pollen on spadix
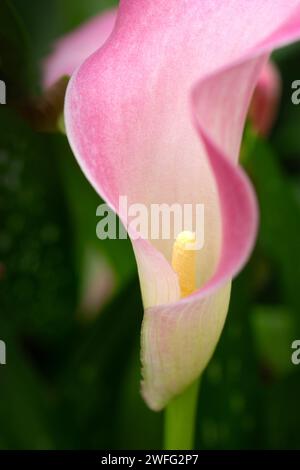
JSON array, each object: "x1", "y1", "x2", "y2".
[{"x1": 172, "y1": 231, "x2": 197, "y2": 298}]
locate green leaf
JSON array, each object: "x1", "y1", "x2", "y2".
[
  {"x1": 0, "y1": 321, "x2": 54, "y2": 449},
  {"x1": 115, "y1": 342, "x2": 163, "y2": 449},
  {"x1": 0, "y1": 0, "x2": 36, "y2": 98},
  {"x1": 245, "y1": 138, "x2": 300, "y2": 327},
  {"x1": 251, "y1": 305, "x2": 295, "y2": 377},
  {"x1": 57, "y1": 276, "x2": 145, "y2": 449},
  {"x1": 0, "y1": 107, "x2": 78, "y2": 341},
  {"x1": 272, "y1": 43, "x2": 300, "y2": 157}
]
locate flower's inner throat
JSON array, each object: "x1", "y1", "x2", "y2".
[{"x1": 172, "y1": 231, "x2": 197, "y2": 298}]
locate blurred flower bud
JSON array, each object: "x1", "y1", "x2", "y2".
[{"x1": 250, "y1": 61, "x2": 281, "y2": 136}]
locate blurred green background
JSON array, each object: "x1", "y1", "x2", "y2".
[{"x1": 0, "y1": 0, "x2": 300, "y2": 450}]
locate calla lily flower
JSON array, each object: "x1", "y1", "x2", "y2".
[{"x1": 62, "y1": 1, "x2": 300, "y2": 411}]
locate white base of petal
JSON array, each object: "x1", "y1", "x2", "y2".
[{"x1": 141, "y1": 282, "x2": 231, "y2": 411}]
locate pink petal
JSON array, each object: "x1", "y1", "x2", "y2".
[
  {"x1": 43, "y1": 9, "x2": 117, "y2": 89},
  {"x1": 65, "y1": 1, "x2": 300, "y2": 410},
  {"x1": 249, "y1": 61, "x2": 281, "y2": 136}
]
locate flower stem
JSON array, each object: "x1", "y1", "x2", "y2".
[{"x1": 164, "y1": 378, "x2": 200, "y2": 450}]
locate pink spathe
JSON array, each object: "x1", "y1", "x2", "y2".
[{"x1": 63, "y1": 1, "x2": 300, "y2": 410}]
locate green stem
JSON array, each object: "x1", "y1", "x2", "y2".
[{"x1": 164, "y1": 378, "x2": 200, "y2": 450}]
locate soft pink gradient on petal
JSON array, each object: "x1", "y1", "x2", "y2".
[
  {"x1": 65, "y1": 0, "x2": 300, "y2": 410},
  {"x1": 43, "y1": 9, "x2": 117, "y2": 89},
  {"x1": 250, "y1": 61, "x2": 281, "y2": 136}
]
